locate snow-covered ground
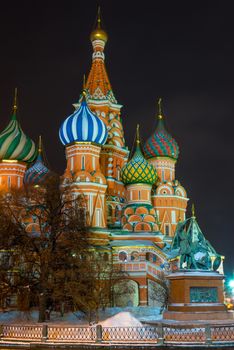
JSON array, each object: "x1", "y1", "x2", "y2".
[{"x1": 0, "y1": 307, "x2": 162, "y2": 325}]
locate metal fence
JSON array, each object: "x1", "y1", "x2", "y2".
[{"x1": 1, "y1": 323, "x2": 234, "y2": 345}]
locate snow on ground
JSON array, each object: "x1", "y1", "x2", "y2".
[
  {"x1": 0, "y1": 307, "x2": 162, "y2": 325},
  {"x1": 100, "y1": 311, "x2": 142, "y2": 327}
]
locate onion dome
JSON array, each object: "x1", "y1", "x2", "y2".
[
  {"x1": 121, "y1": 125, "x2": 158, "y2": 185},
  {"x1": 143, "y1": 99, "x2": 179, "y2": 160},
  {"x1": 59, "y1": 91, "x2": 108, "y2": 146},
  {"x1": 0, "y1": 89, "x2": 37, "y2": 163},
  {"x1": 90, "y1": 7, "x2": 108, "y2": 43},
  {"x1": 24, "y1": 136, "x2": 50, "y2": 185}
]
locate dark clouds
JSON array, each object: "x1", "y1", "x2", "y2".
[{"x1": 0, "y1": 0, "x2": 233, "y2": 275}]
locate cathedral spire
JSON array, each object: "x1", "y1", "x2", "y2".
[
  {"x1": 191, "y1": 203, "x2": 196, "y2": 219},
  {"x1": 12, "y1": 87, "x2": 18, "y2": 119},
  {"x1": 38, "y1": 135, "x2": 42, "y2": 154},
  {"x1": 136, "y1": 124, "x2": 140, "y2": 145},
  {"x1": 86, "y1": 7, "x2": 116, "y2": 104},
  {"x1": 158, "y1": 97, "x2": 163, "y2": 120}
]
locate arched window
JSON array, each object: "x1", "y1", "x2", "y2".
[
  {"x1": 131, "y1": 251, "x2": 139, "y2": 261},
  {"x1": 119, "y1": 251, "x2": 127, "y2": 262},
  {"x1": 146, "y1": 252, "x2": 157, "y2": 263}
]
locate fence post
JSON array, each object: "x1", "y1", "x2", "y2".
[
  {"x1": 157, "y1": 323, "x2": 164, "y2": 345},
  {"x1": 42, "y1": 324, "x2": 48, "y2": 341},
  {"x1": 96, "y1": 324, "x2": 102, "y2": 343},
  {"x1": 205, "y1": 325, "x2": 212, "y2": 345}
]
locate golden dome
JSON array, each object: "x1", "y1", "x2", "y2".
[
  {"x1": 90, "y1": 28, "x2": 108, "y2": 43},
  {"x1": 90, "y1": 7, "x2": 108, "y2": 43}
]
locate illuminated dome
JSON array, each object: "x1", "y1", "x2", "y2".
[
  {"x1": 24, "y1": 137, "x2": 50, "y2": 185},
  {"x1": 144, "y1": 114, "x2": 179, "y2": 160},
  {"x1": 59, "y1": 96, "x2": 108, "y2": 146},
  {"x1": 90, "y1": 28, "x2": 108, "y2": 43},
  {"x1": 121, "y1": 126, "x2": 158, "y2": 186},
  {"x1": 0, "y1": 99, "x2": 37, "y2": 163}
]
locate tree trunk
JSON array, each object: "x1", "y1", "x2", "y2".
[{"x1": 38, "y1": 293, "x2": 46, "y2": 322}]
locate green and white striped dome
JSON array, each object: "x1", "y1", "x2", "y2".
[{"x1": 0, "y1": 111, "x2": 37, "y2": 163}]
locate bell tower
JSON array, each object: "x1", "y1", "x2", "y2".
[{"x1": 74, "y1": 8, "x2": 129, "y2": 226}]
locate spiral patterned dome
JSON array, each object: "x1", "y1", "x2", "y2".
[
  {"x1": 24, "y1": 153, "x2": 50, "y2": 185},
  {"x1": 121, "y1": 143, "x2": 158, "y2": 186},
  {"x1": 0, "y1": 112, "x2": 37, "y2": 162},
  {"x1": 143, "y1": 116, "x2": 179, "y2": 160},
  {"x1": 59, "y1": 98, "x2": 108, "y2": 146}
]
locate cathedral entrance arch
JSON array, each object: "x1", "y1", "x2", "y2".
[
  {"x1": 148, "y1": 279, "x2": 167, "y2": 308},
  {"x1": 113, "y1": 279, "x2": 139, "y2": 307}
]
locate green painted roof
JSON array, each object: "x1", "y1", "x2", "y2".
[
  {"x1": 0, "y1": 112, "x2": 37, "y2": 162},
  {"x1": 120, "y1": 144, "x2": 157, "y2": 185}
]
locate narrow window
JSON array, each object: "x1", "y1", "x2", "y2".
[
  {"x1": 96, "y1": 208, "x2": 101, "y2": 226},
  {"x1": 139, "y1": 191, "x2": 141, "y2": 200},
  {"x1": 171, "y1": 210, "x2": 176, "y2": 224},
  {"x1": 71, "y1": 157, "x2": 74, "y2": 171},
  {"x1": 117, "y1": 167, "x2": 120, "y2": 180},
  {"x1": 165, "y1": 224, "x2": 170, "y2": 236},
  {"x1": 17, "y1": 176, "x2": 21, "y2": 188},
  {"x1": 81, "y1": 156, "x2": 85, "y2": 170},
  {"x1": 8, "y1": 176, "x2": 11, "y2": 189}
]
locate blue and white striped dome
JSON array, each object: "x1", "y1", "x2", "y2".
[{"x1": 59, "y1": 100, "x2": 108, "y2": 146}]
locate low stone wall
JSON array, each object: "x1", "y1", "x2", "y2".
[{"x1": 1, "y1": 323, "x2": 234, "y2": 346}]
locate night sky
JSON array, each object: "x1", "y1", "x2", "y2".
[{"x1": 0, "y1": 1, "x2": 233, "y2": 276}]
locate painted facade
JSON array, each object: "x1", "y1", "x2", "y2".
[{"x1": 0, "y1": 11, "x2": 194, "y2": 306}]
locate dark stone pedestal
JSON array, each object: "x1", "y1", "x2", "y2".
[{"x1": 163, "y1": 269, "x2": 234, "y2": 320}]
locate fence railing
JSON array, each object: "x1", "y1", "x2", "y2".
[{"x1": 1, "y1": 323, "x2": 234, "y2": 345}]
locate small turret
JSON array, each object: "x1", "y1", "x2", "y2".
[
  {"x1": 144, "y1": 98, "x2": 179, "y2": 160},
  {"x1": 24, "y1": 136, "x2": 50, "y2": 186}
]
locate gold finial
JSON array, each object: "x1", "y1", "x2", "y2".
[
  {"x1": 136, "y1": 124, "x2": 140, "y2": 144},
  {"x1": 38, "y1": 135, "x2": 42, "y2": 154},
  {"x1": 158, "y1": 97, "x2": 163, "y2": 120},
  {"x1": 13, "y1": 87, "x2": 18, "y2": 114},
  {"x1": 82, "y1": 74, "x2": 87, "y2": 99},
  {"x1": 192, "y1": 203, "x2": 196, "y2": 218},
  {"x1": 97, "y1": 6, "x2": 101, "y2": 28},
  {"x1": 90, "y1": 6, "x2": 108, "y2": 43}
]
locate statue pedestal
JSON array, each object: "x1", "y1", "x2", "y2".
[{"x1": 163, "y1": 270, "x2": 234, "y2": 321}]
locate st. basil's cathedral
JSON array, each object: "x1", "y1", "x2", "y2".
[{"x1": 0, "y1": 11, "x2": 220, "y2": 307}]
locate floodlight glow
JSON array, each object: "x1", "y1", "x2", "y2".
[{"x1": 229, "y1": 280, "x2": 234, "y2": 288}]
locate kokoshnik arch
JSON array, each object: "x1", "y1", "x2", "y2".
[{"x1": 0, "y1": 9, "x2": 221, "y2": 307}]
